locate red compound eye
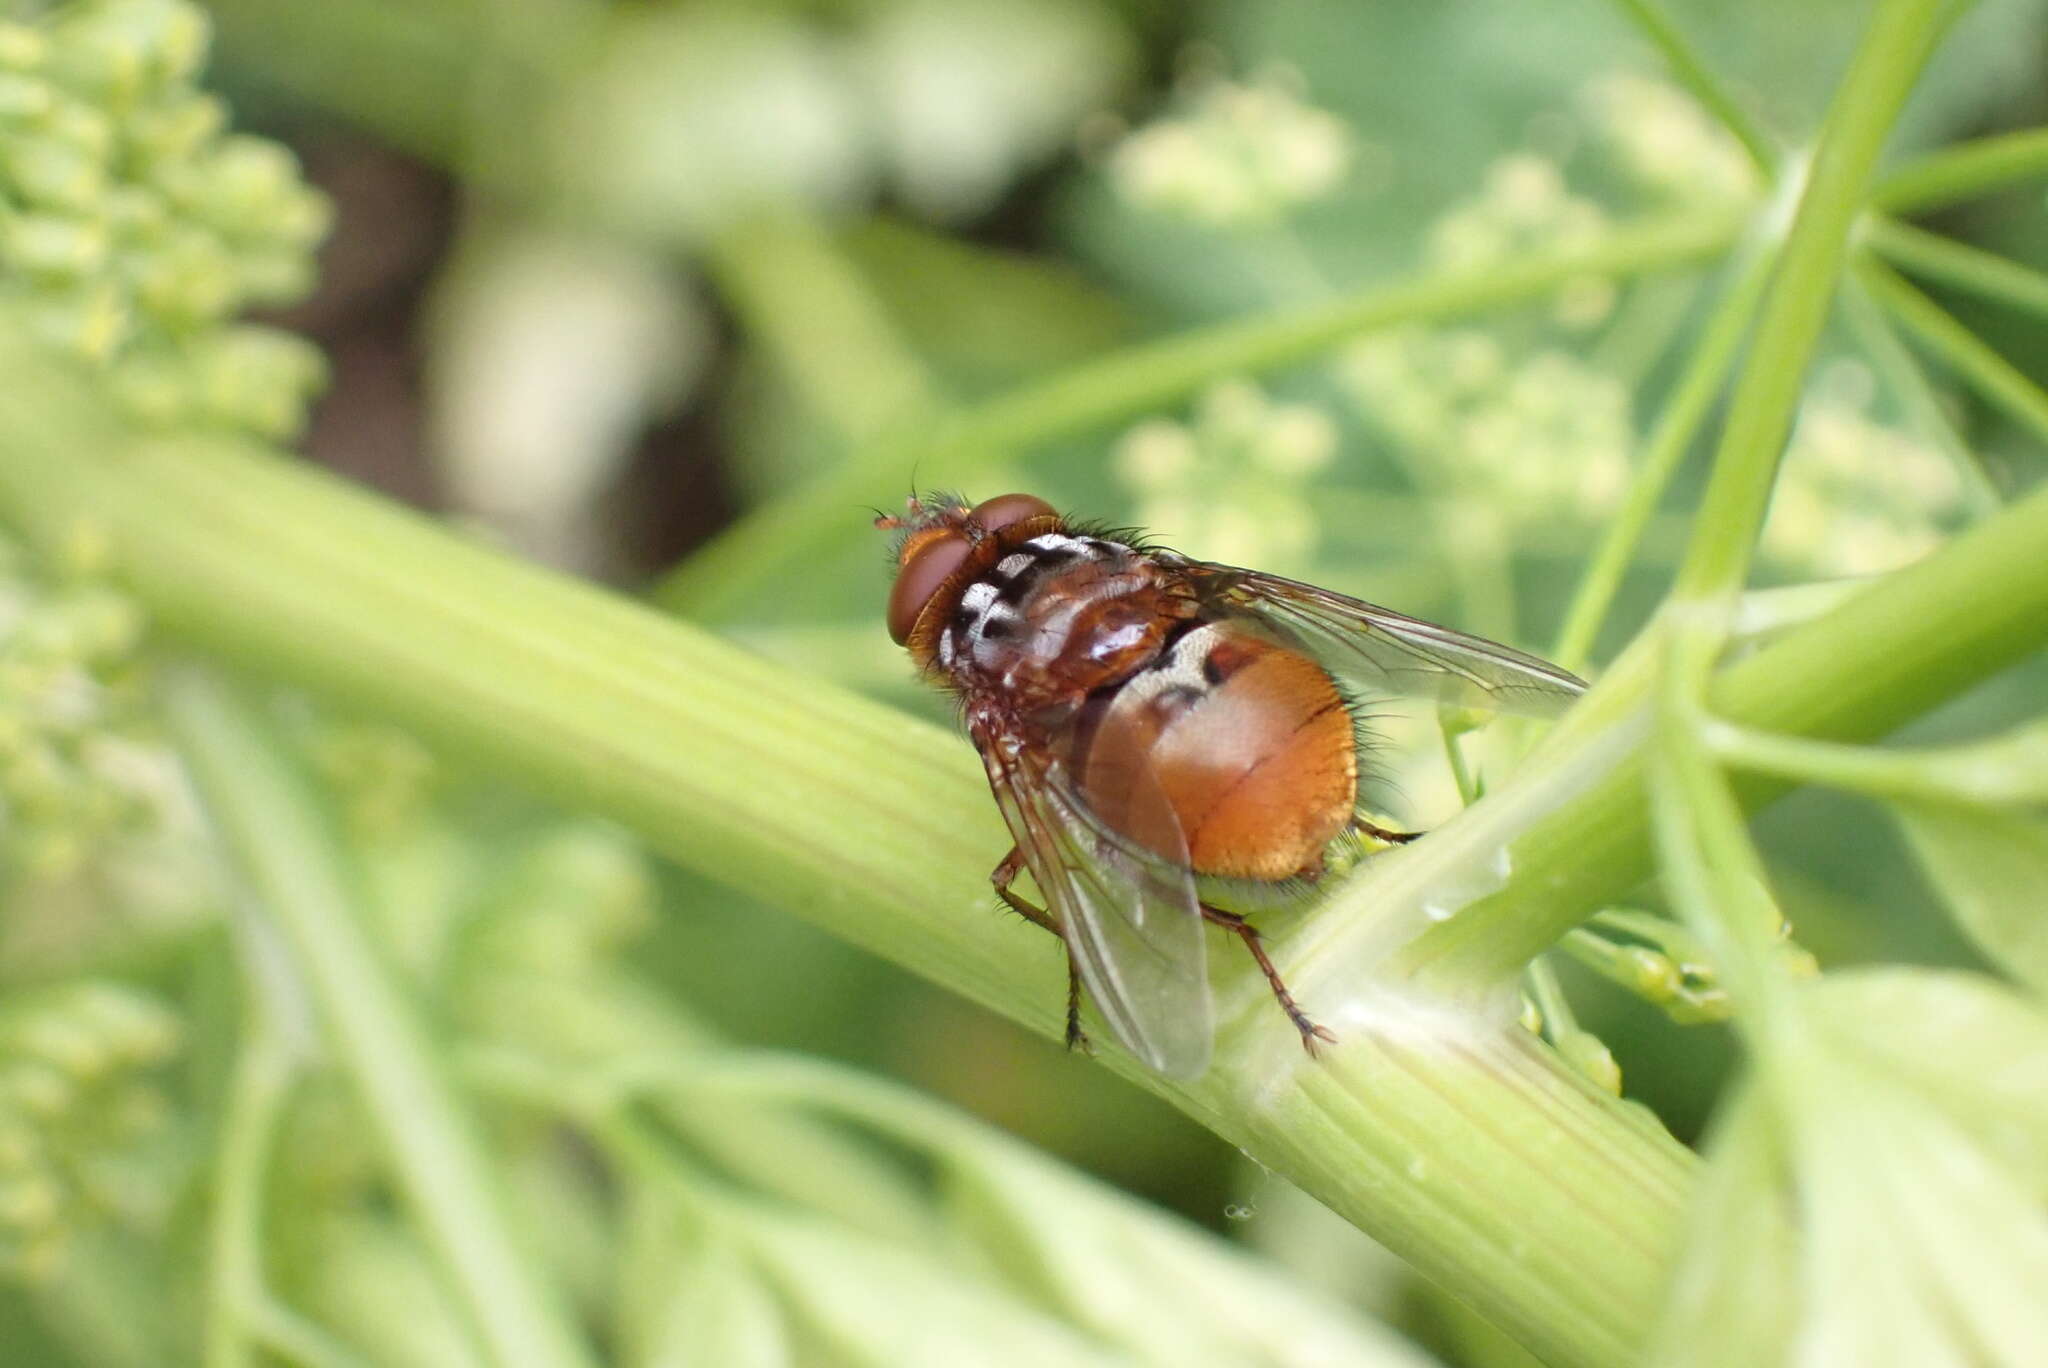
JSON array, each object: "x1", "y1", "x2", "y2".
[
  {"x1": 887, "y1": 530, "x2": 973, "y2": 645},
  {"x1": 970, "y1": 492, "x2": 1057, "y2": 535}
]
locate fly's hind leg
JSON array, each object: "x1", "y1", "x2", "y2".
[
  {"x1": 1201, "y1": 905, "x2": 1337, "y2": 1055},
  {"x1": 991, "y1": 847, "x2": 1090, "y2": 1054}
]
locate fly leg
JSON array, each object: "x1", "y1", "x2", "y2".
[
  {"x1": 991, "y1": 847, "x2": 1090, "y2": 1054},
  {"x1": 1354, "y1": 818, "x2": 1422, "y2": 845},
  {"x1": 1063, "y1": 957, "x2": 1090, "y2": 1056},
  {"x1": 1201, "y1": 905, "x2": 1337, "y2": 1055}
]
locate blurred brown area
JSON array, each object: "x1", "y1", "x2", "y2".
[{"x1": 268, "y1": 136, "x2": 745, "y2": 580}]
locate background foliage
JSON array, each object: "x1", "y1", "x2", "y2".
[{"x1": 1, "y1": 0, "x2": 2046, "y2": 1365}]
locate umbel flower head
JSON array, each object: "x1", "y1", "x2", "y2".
[
  {"x1": 1113, "y1": 378, "x2": 1337, "y2": 571},
  {"x1": 0, "y1": 0, "x2": 331, "y2": 440},
  {"x1": 0, "y1": 981, "x2": 179, "y2": 1280},
  {"x1": 1106, "y1": 68, "x2": 1353, "y2": 229}
]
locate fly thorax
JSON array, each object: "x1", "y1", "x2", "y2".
[{"x1": 942, "y1": 533, "x2": 1179, "y2": 697}]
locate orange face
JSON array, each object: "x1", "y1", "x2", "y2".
[{"x1": 882, "y1": 492, "x2": 1059, "y2": 664}]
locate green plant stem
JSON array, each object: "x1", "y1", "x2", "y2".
[
  {"x1": 1838, "y1": 268, "x2": 2001, "y2": 512},
  {"x1": 655, "y1": 209, "x2": 1743, "y2": 621},
  {"x1": 1552, "y1": 250, "x2": 1774, "y2": 672},
  {"x1": 1442, "y1": 724, "x2": 1479, "y2": 807},
  {"x1": 1644, "y1": 0, "x2": 1947, "y2": 1045},
  {"x1": 1525, "y1": 957, "x2": 1579, "y2": 1040},
  {"x1": 1706, "y1": 720, "x2": 2048, "y2": 806},
  {"x1": 0, "y1": 352, "x2": 1693, "y2": 1367},
  {"x1": 161, "y1": 668, "x2": 598, "y2": 1368},
  {"x1": 1399, "y1": 474, "x2": 2048, "y2": 987},
  {"x1": 246, "y1": 1300, "x2": 371, "y2": 1368},
  {"x1": 1646, "y1": 679, "x2": 1793, "y2": 1028},
  {"x1": 1668, "y1": 0, "x2": 1946, "y2": 613},
  {"x1": 1606, "y1": 0, "x2": 1775, "y2": 173},
  {"x1": 204, "y1": 1013, "x2": 296, "y2": 1368},
  {"x1": 1867, "y1": 217, "x2": 2048, "y2": 323},
  {"x1": 1859, "y1": 254, "x2": 2048, "y2": 449},
  {"x1": 1873, "y1": 124, "x2": 2048, "y2": 212}
]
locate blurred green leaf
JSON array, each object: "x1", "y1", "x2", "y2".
[
  {"x1": 947, "y1": 1141, "x2": 1441, "y2": 1368},
  {"x1": 616, "y1": 1191, "x2": 789, "y2": 1368},
  {"x1": 1821, "y1": 969, "x2": 2048, "y2": 1195},
  {"x1": 841, "y1": 217, "x2": 1130, "y2": 391},
  {"x1": 1656, "y1": 969, "x2": 2048, "y2": 1367},
  {"x1": 735, "y1": 1200, "x2": 1127, "y2": 1368},
  {"x1": 285, "y1": 1213, "x2": 488, "y2": 1368},
  {"x1": 1894, "y1": 802, "x2": 2048, "y2": 996}
]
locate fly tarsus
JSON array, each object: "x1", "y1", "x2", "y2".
[
  {"x1": 991, "y1": 846, "x2": 1092, "y2": 1053},
  {"x1": 1202, "y1": 905, "x2": 1337, "y2": 1054}
]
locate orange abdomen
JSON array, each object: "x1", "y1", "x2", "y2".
[{"x1": 1081, "y1": 627, "x2": 1357, "y2": 883}]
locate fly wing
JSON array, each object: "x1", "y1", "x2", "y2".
[
  {"x1": 969, "y1": 705, "x2": 1213, "y2": 1079},
  {"x1": 1172, "y1": 555, "x2": 1588, "y2": 718}
]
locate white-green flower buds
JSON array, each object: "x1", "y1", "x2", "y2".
[
  {"x1": 1107, "y1": 69, "x2": 1353, "y2": 229},
  {"x1": 0, "y1": 0, "x2": 332, "y2": 440},
  {"x1": 0, "y1": 982, "x2": 180, "y2": 1282}
]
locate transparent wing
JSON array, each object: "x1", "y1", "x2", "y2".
[
  {"x1": 1172, "y1": 555, "x2": 1588, "y2": 718},
  {"x1": 970, "y1": 706, "x2": 1213, "y2": 1079}
]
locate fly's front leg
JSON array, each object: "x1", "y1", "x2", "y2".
[
  {"x1": 1061, "y1": 958, "x2": 1090, "y2": 1055},
  {"x1": 991, "y1": 846, "x2": 1058, "y2": 934},
  {"x1": 990, "y1": 846, "x2": 1090, "y2": 1054},
  {"x1": 1354, "y1": 818, "x2": 1422, "y2": 845}
]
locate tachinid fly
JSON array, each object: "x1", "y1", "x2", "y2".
[{"x1": 879, "y1": 492, "x2": 1585, "y2": 1078}]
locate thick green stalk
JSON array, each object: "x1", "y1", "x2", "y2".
[
  {"x1": 655, "y1": 209, "x2": 1742, "y2": 620},
  {"x1": 163, "y1": 669, "x2": 598, "y2": 1368},
  {"x1": 1669, "y1": 0, "x2": 1946, "y2": 608},
  {"x1": 0, "y1": 352, "x2": 1689, "y2": 1367}
]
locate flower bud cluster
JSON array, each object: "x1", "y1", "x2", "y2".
[
  {"x1": 1760, "y1": 373, "x2": 1966, "y2": 577},
  {"x1": 0, "y1": 0, "x2": 330, "y2": 440},
  {"x1": 1337, "y1": 326, "x2": 1633, "y2": 524},
  {"x1": 1426, "y1": 154, "x2": 1611, "y2": 293},
  {"x1": 0, "y1": 527, "x2": 221, "y2": 985},
  {"x1": 1113, "y1": 378, "x2": 1337, "y2": 570},
  {"x1": 0, "y1": 981, "x2": 178, "y2": 1280},
  {"x1": 1582, "y1": 73, "x2": 1759, "y2": 209},
  {"x1": 308, "y1": 719, "x2": 439, "y2": 843},
  {"x1": 1106, "y1": 70, "x2": 1352, "y2": 228}
]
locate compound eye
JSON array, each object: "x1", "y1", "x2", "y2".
[
  {"x1": 970, "y1": 492, "x2": 1056, "y2": 536},
  {"x1": 887, "y1": 531, "x2": 972, "y2": 645}
]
